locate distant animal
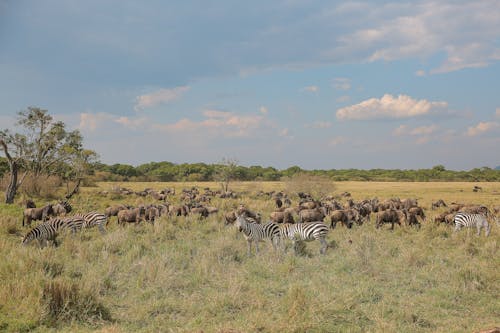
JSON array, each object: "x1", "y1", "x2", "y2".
[
  {"x1": 375, "y1": 209, "x2": 406, "y2": 230},
  {"x1": 454, "y1": 212, "x2": 490, "y2": 236},
  {"x1": 234, "y1": 214, "x2": 280, "y2": 256},
  {"x1": 431, "y1": 199, "x2": 447, "y2": 210},
  {"x1": 298, "y1": 208, "x2": 325, "y2": 223},
  {"x1": 117, "y1": 207, "x2": 146, "y2": 225},
  {"x1": 278, "y1": 221, "x2": 329, "y2": 255},
  {"x1": 105, "y1": 204, "x2": 130, "y2": 218},
  {"x1": 22, "y1": 204, "x2": 55, "y2": 227}
]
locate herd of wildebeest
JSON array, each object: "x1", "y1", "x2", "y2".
[{"x1": 18, "y1": 183, "x2": 499, "y2": 249}]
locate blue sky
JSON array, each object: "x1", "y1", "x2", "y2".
[{"x1": 1, "y1": 0, "x2": 499, "y2": 170}]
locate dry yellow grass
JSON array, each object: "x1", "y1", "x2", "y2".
[{"x1": 0, "y1": 181, "x2": 499, "y2": 332}]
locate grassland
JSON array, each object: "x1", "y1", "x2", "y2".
[{"x1": 0, "y1": 181, "x2": 499, "y2": 333}]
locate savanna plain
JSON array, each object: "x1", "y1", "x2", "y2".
[{"x1": 0, "y1": 181, "x2": 499, "y2": 333}]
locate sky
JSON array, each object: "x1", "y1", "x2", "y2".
[{"x1": 0, "y1": 0, "x2": 499, "y2": 170}]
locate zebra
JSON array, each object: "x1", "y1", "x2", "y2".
[
  {"x1": 21, "y1": 216, "x2": 86, "y2": 247},
  {"x1": 234, "y1": 214, "x2": 280, "y2": 255},
  {"x1": 279, "y1": 222, "x2": 329, "y2": 255},
  {"x1": 454, "y1": 212, "x2": 491, "y2": 236},
  {"x1": 71, "y1": 212, "x2": 108, "y2": 234}
]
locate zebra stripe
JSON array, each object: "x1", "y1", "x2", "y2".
[
  {"x1": 279, "y1": 222, "x2": 329, "y2": 255},
  {"x1": 21, "y1": 216, "x2": 86, "y2": 247},
  {"x1": 454, "y1": 212, "x2": 490, "y2": 236},
  {"x1": 235, "y1": 214, "x2": 280, "y2": 255},
  {"x1": 72, "y1": 212, "x2": 108, "y2": 234}
]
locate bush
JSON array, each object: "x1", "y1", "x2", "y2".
[{"x1": 41, "y1": 279, "x2": 111, "y2": 326}]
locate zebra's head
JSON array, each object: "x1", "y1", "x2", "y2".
[
  {"x1": 21, "y1": 232, "x2": 33, "y2": 246},
  {"x1": 235, "y1": 213, "x2": 247, "y2": 232}
]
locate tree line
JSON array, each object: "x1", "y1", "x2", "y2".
[
  {"x1": 1, "y1": 107, "x2": 500, "y2": 205},
  {"x1": 87, "y1": 162, "x2": 500, "y2": 182}
]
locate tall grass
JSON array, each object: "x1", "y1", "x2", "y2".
[{"x1": 0, "y1": 182, "x2": 498, "y2": 332}]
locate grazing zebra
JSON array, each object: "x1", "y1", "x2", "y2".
[
  {"x1": 21, "y1": 216, "x2": 86, "y2": 247},
  {"x1": 279, "y1": 222, "x2": 329, "y2": 255},
  {"x1": 454, "y1": 212, "x2": 491, "y2": 236},
  {"x1": 234, "y1": 214, "x2": 280, "y2": 255},
  {"x1": 72, "y1": 212, "x2": 108, "y2": 234}
]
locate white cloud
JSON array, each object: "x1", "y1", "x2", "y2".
[
  {"x1": 333, "y1": 1, "x2": 500, "y2": 74},
  {"x1": 336, "y1": 94, "x2": 448, "y2": 120},
  {"x1": 302, "y1": 85, "x2": 319, "y2": 93},
  {"x1": 154, "y1": 109, "x2": 266, "y2": 138},
  {"x1": 79, "y1": 112, "x2": 115, "y2": 132},
  {"x1": 333, "y1": 78, "x2": 351, "y2": 90},
  {"x1": 466, "y1": 121, "x2": 500, "y2": 137},
  {"x1": 410, "y1": 124, "x2": 439, "y2": 136},
  {"x1": 496, "y1": 108, "x2": 500, "y2": 118},
  {"x1": 259, "y1": 106, "x2": 268, "y2": 114},
  {"x1": 134, "y1": 86, "x2": 190, "y2": 110}
]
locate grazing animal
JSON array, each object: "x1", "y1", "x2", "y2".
[
  {"x1": 72, "y1": 212, "x2": 108, "y2": 234},
  {"x1": 234, "y1": 214, "x2": 280, "y2": 256},
  {"x1": 52, "y1": 201, "x2": 72, "y2": 216},
  {"x1": 375, "y1": 209, "x2": 406, "y2": 230},
  {"x1": 298, "y1": 208, "x2": 325, "y2": 223},
  {"x1": 279, "y1": 221, "x2": 329, "y2": 255},
  {"x1": 454, "y1": 212, "x2": 490, "y2": 236},
  {"x1": 21, "y1": 216, "x2": 86, "y2": 247},
  {"x1": 22, "y1": 204, "x2": 55, "y2": 227},
  {"x1": 117, "y1": 207, "x2": 146, "y2": 225}
]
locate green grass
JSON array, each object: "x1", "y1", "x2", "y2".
[{"x1": 0, "y1": 181, "x2": 499, "y2": 332}]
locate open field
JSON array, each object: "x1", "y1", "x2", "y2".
[{"x1": 0, "y1": 181, "x2": 499, "y2": 332}]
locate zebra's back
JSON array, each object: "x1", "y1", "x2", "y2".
[
  {"x1": 73, "y1": 212, "x2": 107, "y2": 233},
  {"x1": 454, "y1": 212, "x2": 490, "y2": 236}
]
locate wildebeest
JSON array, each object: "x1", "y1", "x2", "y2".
[
  {"x1": 375, "y1": 209, "x2": 406, "y2": 230},
  {"x1": 22, "y1": 204, "x2": 55, "y2": 227},
  {"x1": 117, "y1": 207, "x2": 146, "y2": 225}
]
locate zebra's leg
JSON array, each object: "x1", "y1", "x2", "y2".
[
  {"x1": 319, "y1": 237, "x2": 328, "y2": 255},
  {"x1": 485, "y1": 223, "x2": 491, "y2": 237},
  {"x1": 255, "y1": 240, "x2": 259, "y2": 254},
  {"x1": 454, "y1": 224, "x2": 461, "y2": 232},
  {"x1": 98, "y1": 224, "x2": 106, "y2": 234},
  {"x1": 247, "y1": 240, "x2": 252, "y2": 256},
  {"x1": 476, "y1": 224, "x2": 481, "y2": 236}
]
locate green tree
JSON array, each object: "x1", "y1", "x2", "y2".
[
  {"x1": 0, "y1": 107, "x2": 97, "y2": 203},
  {"x1": 214, "y1": 158, "x2": 239, "y2": 192}
]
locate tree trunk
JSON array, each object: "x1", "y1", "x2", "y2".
[
  {"x1": 5, "y1": 162, "x2": 18, "y2": 204},
  {"x1": 65, "y1": 178, "x2": 81, "y2": 199}
]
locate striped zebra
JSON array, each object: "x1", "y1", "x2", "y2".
[
  {"x1": 21, "y1": 216, "x2": 86, "y2": 247},
  {"x1": 454, "y1": 212, "x2": 491, "y2": 236},
  {"x1": 234, "y1": 214, "x2": 280, "y2": 255},
  {"x1": 279, "y1": 222, "x2": 329, "y2": 255},
  {"x1": 72, "y1": 212, "x2": 108, "y2": 234}
]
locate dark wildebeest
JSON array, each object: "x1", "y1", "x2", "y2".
[{"x1": 22, "y1": 204, "x2": 55, "y2": 227}]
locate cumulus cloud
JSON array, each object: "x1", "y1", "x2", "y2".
[
  {"x1": 134, "y1": 86, "x2": 190, "y2": 110},
  {"x1": 259, "y1": 106, "x2": 268, "y2": 114},
  {"x1": 466, "y1": 121, "x2": 500, "y2": 136},
  {"x1": 336, "y1": 94, "x2": 448, "y2": 120},
  {"x1": 392, "y1": 124, "x2": 439, "y2": 144},
  {"x1": 334, "y1": 2, "x2": 500, "y2": 74},
  {"x1": 79, "y1": 112, "x2": 115, "y2": 131},
  {"x1": 154, "y1": 109, "x2": 266, "y2": 138}
]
